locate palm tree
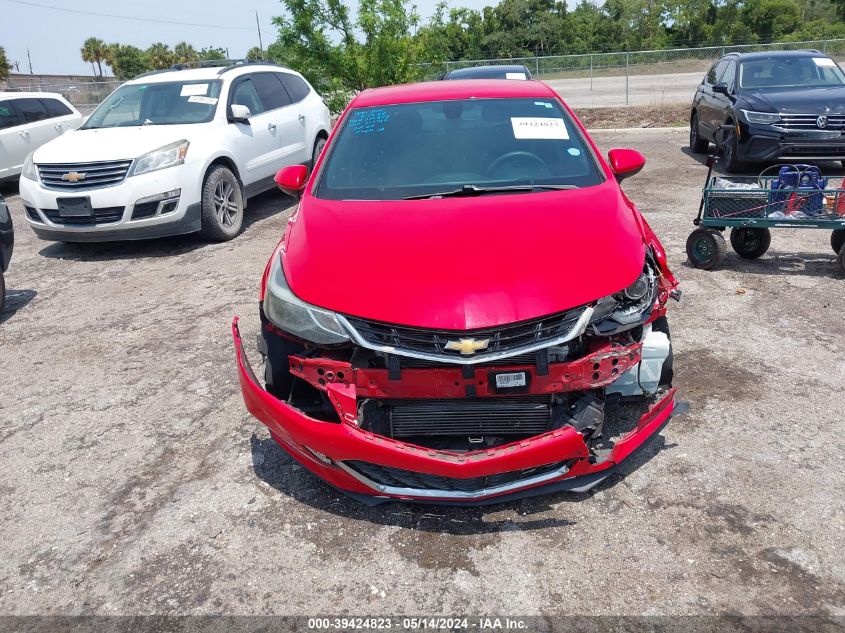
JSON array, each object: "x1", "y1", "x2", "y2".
[
  {"x1": 173, "y1": 42, "x2": 199, "y2": 65},
  {"x1": 80, "y1": 37, "x2": 107, "y2": 76},
  {"x1": 146, "y1": 42, "x2": 174, "y2": 69}
]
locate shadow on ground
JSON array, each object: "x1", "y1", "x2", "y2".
[{"x1": 0, "y1": 288, "x2": 36, "y2": 324}]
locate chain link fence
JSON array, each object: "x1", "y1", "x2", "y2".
[
  {"x1": 3, "y1": 75, "x2": 123, "y2": 115},
  {"x1": 426, "y1": 38, "x2": 845, "y2": 108}
]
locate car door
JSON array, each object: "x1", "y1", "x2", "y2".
[
  {"x1": 40, "y1": 97, "x2": 83, "y2": 139},
  {"x1": 275, "y1": 72, "x2": 312, "y2": 165},
  {"x1": 10, "y1": 98, "x2": 57, "y2": 161},
  {"x1": 0, "y1": 99, "x2": 25, "y2": 181},
  {"x1": 698, "y1": 59, "x2": 729, "y2": 140},
  {"x1": 716, "y1": 60, "x2": 738, "y2": 129},
  {"x1": 226, "y1": 75, "x2": 282, "y2": 187},
  {"x1": 251, "y1": 72, "x2": 308, "y2": 169}
]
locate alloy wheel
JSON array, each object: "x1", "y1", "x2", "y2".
[{"x1": 214, "y1": 179, "x2": 238, "y2": 228}]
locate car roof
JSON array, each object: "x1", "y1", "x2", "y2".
[
  {"x1": 351, "y1": 79, "x2": 559, "y2": 108},
  {"x1": 446, "y1": 64, "x2": 532, "y2": 78},
  {"x1": 0, "y1": 91, "x2": 66, "y2": 100},
  {"x1": 128, "y1": 63, "x2": 298, "y2": 84},
  {"x1": 725, "y1": 49, "x2": 826, "y2": 61}
]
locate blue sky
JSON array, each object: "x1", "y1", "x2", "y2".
[{"x1": 2, "y1": 0, "x2": 495, "y2": 76}]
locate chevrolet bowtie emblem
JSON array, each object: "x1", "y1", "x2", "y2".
[
  {"x1": 61, "y1": 171, "x2": 86, "y2": 183},
  {"x1": 444, "y1": 337, "x2": 490, "y2": 355}
]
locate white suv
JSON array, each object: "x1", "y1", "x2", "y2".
[
  {"x1": 0, "y1": 92, "x2": 83, "y2": 183},
  {"x1": 19, "y1": 62, "x2": 331, "y2": 242}
]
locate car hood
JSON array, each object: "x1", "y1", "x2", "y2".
[
  {"x1": 32, "y1": 125, "x2": 198, "y2": 163},
  {"x1": 282, "y1": 183, "x2": 647, "y2": 330},
  {"x1": 740, "y1": 86, "x2": 845, "y2": 114}
]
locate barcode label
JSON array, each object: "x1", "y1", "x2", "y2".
[{"x1": 495, "y1": 372, "x2": 527, "y2": 388}]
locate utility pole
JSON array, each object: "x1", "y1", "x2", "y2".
[
  {"x1": 255, "y1": 11, "x2": 264, "y2": 58},
  {"x1": 26, "y1": 47, "x2": 33, "y2": 74}
]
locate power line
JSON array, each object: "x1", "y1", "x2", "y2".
[{"x1": 5, "y1": 0, "x2": 255, "y2": 31}]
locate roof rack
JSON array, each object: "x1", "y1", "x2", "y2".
[{"x1": 216, "y1": 59, "x2": 277, "y2": 75}]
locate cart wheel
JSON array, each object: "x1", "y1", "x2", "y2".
[
  {"x1": 831, "y1": 229, "x2": 845, "y2": 255},
  {"x1": 686, "y1": 228, "x2": 727, "y2": 269},
  {"x1": 730, "y1": 227, "x2": 771, "y2": 259}
]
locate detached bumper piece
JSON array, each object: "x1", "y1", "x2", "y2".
[{"x1": 233, "y1": 317, "x2": 677, "y2": 505}]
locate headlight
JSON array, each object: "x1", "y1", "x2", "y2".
[
  {"x1": 21, "y1": 153, "x2": 37, "y2": 181},
  {"x1": 263, "y1": 252, "x2": 349, "y2": 345},
  {"x1": 589, "y1": 265, "x2": 657, "y2": 334},
  {"x1": 129, "y1": 140, "x2": 189, "y2": 177},
  {"x1": 741, "y1": 110, "x2": 781, "y2": 125}
]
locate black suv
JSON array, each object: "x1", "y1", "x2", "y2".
[{"x1": 689, "y1": 50, "x2": 845, "y2": 172}]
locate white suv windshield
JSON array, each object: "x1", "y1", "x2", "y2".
[
  {"x1": 739, "y1": 57, "x2": 845, "y2": 89},
  {"x1": 315, "y1": 98, "x2": 603, "y2": 201},
  {"x1": 83, "y1": 79, "x2": 222, "y2": 129}
]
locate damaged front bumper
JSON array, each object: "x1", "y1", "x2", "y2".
[{"x1": 233, "y1": 318, "x2": 677, "y2": 505}]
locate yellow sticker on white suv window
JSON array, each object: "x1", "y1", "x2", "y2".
[{"x1": 511, "y1": 117, "x2": 569, "y2": 140}]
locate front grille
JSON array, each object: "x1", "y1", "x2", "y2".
[
  {"x1": 343, "y1": 459, "x2": 568, "y2": 493},
  {"x1": 345, "y1": 307, "x2": 586, "y2": 363},
  {"x1": 42, "y1": 206, "x2": 124, "y2": 226},
  {"x1": 37, "y1": 160, "x2": 133, "y2": 190},
  {"x1": 780, "y1": 143, "x2": 845, "y2": 157},
  {"x1": 400, "y1": 351, "x2": 539, "y2": 368},
  {"x1": 778, "y1": 114, "x2": 845, "y2": 131},
  {"x1": 388, "y1": 396, "x2": 552, "y2": 437}
]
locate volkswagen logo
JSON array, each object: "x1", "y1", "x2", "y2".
[{"x1": 817, "y1": 115, "x2": 828, "y2": 129}]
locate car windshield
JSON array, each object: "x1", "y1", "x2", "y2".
[
  {"x1": 739, "y1": 57, "x2": 845, "y2": 89},
  {"x1": 82, "y1": 79, "x2": 222, "y2": 129},
  {"x1": 315, "y1": 97, "x2": 603, "y2": 201}
]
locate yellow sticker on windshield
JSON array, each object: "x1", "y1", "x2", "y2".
[{"x1": 511, "y1": 117, "x2": 569, "y2": 140}]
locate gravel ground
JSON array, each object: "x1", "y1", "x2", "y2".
[{"x1": 0, "y1": 129, "x2": 844, "y2": 619}]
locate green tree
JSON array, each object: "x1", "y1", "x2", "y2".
[
  {"x1": 742, "y1": 0, "x2": 802, "y2": 41},
  {"x1": 145, "y1": 42, "x2": 174, "y2": 69},
  {"x1": 173, "y1": 42, "x2": 199, "y2": 64},
  {"x1": 246, "y1": 46, "x2": 265, "y2": 60},
  {"x1": 111, "y1": 45, "x2": 150, "y2": 80},
  {"x1": 198, "y1": 46, "x2": 227, "y2": 61},
  {"x1": 81, "y1": 37, "x2": 108, "y2": 76},
  {"x1": 0, "y1": 46, "x2": 10, "y2": 81}
]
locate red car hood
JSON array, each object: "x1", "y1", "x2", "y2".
[{"x1": 283, "y1": 182, "x2": 646, "y2": 330}]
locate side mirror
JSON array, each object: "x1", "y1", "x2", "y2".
[
  {"x1": 712, "y1": 82, "x2": 729, "y2": 96},
  {"x1": 275, "y1": 165, "x2": 308, "y2": 197},
  {"x1": 229, "y1": 104, "x2": 251, "y2": 124},
  {"x1": 608, "y1": 148, "x2": 645, "y2": 182}
]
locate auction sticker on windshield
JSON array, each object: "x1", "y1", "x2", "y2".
[
  {"x1": 813, "y1": 57, "x2": 837, "y2": 67},
  {"x1": 180, "y1": 83, "x2": 209, "y2": 96},
  {"x1": 511, "y1": 117, "x2": 569, "y2": 140}
]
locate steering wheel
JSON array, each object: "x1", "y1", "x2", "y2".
[{"x1": 486, "y1": 151, "x2": 549, "y2": 178}]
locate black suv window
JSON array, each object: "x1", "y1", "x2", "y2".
[
  {"x1": 251, "y1": 72, "x2": 292, "y2": 110},
  {"x1": 14, "y1": 98, "x2": 49, "y2": 123},
  {"x1": 705, "y1": 62, "x2": 720, "y2": 85},
  {"x1": 277, "y1": 72, "x2": 310, "y2": 103},
  {"x1": 723, "y1": 60, "x2": 737, "y2": 93},
  {"x1": 40, "y1": 98, "x2": 73, "y2": 118},
  {"x1": 230, "y1": 78, "x2": 265, "y2": 116},
  {"x1": 0, "y1": 100, "x2": 18, "y2": 129}
]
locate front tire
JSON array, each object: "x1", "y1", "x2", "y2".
[
  {"x1": 689, "y1": 113, "x2": 709, "y2": 153},
  {"x1": 686, "y1": 228, "x2": 727, "y2": 269},
  {"x1": 730, "y1": 227, "x2": 771, "y2": 259},
  {"x1": 839, "y1": 243, "x2": 845, "y2": 275},
  {"x1": 651, "y1": 316, "x2": 673, "y2": 387},
  {"x1": 0, "y1": 272, "x2": 5, "y2": 313},
  {"x1": 200, "y1": 165, "x2": 244, "y2": 242},
  {"x1": 722, "y1": 129, "x2": 743, "y2": 173}
]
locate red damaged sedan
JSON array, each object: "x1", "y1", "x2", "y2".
[{"x1": 233, "y1": 79, "x2": 680, "y2": 505}]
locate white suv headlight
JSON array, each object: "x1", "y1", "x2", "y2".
[
  {"x1": 21, "y1": 153, "x2": 38, "y2": 181},
  {"x1": 129, "y1": 140, "x2": 189, "y2": 177},
  {"x1": 263, "y1": 252, "x2": 349, "y2": 345},
  {"x1": 741, "y1": 110, "x2": 781, "y2": 125}
]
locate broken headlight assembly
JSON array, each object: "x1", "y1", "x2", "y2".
[
  {"x1": 589, "y1": 261, "x2": 657, "y2": 335},
  {"x1": 263, "y1": 252, "x2": 350, "y2": 345}
]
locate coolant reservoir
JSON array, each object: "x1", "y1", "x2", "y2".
[{"x1": 606, "y1": 324, "x2": 670, "y2": 397}]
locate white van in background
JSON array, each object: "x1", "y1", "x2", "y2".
[{"x1": 0, "y1": 92, "x2": 83, "y2": 183}]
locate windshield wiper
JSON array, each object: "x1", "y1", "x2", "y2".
[{"x1": 403, "y1": 184, "x2": 578, "y2": 200}]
